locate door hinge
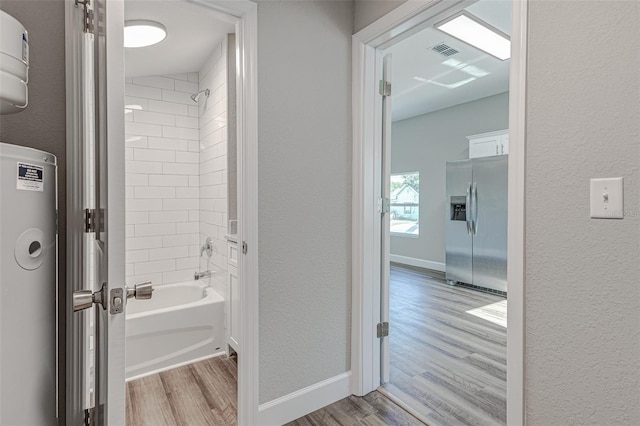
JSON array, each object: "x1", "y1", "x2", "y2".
[
  {"x1": 379, "y1": 80, "x2": 391, "y2": 97},
  {"x1": 85, "y1": 208, "x2": 96, "y2": 233},
  {"x1": 76, "y1": 0, "x2": 94, "y2": 34},
  {"x1": 377, "y1": 322, "x2": 389, "y2": 338},
  {"x1": 84, "y1": 407, "x2": 95, "y2": 426},
  {"x1": 378, "y1": 197, "x2": 390, "y2": 214},
  {"x1": 242, "y1": 241, "x2": 248, "y2": 255}
]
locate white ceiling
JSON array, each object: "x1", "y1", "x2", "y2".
[
  {"x1": 124, "y1": 0, "x2": 234, "y2": 78},
  {"x1": 387, "y1": 0, "x2": 511, "y2": 122}
]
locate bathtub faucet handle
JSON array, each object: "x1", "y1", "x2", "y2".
[
  {"x1": 200, "y1": 237, "x2": 214, "y2": 258},
  {"x1": 127, "y1": 280, "x2": 154, "y2": 300}
]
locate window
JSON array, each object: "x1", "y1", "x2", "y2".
[{"x1": 390, "y1": 172, "x2": 419, "y2": 236}]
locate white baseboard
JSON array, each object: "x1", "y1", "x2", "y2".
[
  {"x1": 389, "y1": 254, "x2": 445, "y2": 272},
  {"x1": 257, "y1": 371, "x2": 351, "y2": 425}
]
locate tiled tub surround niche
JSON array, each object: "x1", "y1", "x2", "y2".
[
  {"x1": 198, "y1": 38, "x2": 229, "y2": 300},
  {"x1": 125, "y1": 73, "x2": 202, "y2": 286}
]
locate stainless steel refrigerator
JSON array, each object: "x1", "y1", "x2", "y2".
[{"x1": 445, "y1": 156, "x2": 508, "y2": 293}]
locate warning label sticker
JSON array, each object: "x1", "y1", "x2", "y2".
[{"x1": 17, "y1": 162, "x2": 44, "y2": 192}]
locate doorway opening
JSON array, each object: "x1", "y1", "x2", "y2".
[{"x1": 352, "y1": 0, "x2": 527, "y2": 424}]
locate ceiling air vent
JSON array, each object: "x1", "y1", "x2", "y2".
[{"x1": 432, "y1": 43, "x2": 459, "y2": 57}]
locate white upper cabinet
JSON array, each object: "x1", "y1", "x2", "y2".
[{"x1": 468, "y1": 129, "x2": 509, "y2": 158}]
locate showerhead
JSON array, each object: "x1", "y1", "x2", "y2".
[{"x1": 190, "y1": 89, "x2": 210, "y2": 103}]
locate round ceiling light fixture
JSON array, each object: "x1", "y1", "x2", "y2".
[{"x1": 124, "y1": 20, "x2": 167, "y2": 48}]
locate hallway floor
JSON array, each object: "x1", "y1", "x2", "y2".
[{"x1": 384, "y1": 264, "x2": 507, "y2": 426}]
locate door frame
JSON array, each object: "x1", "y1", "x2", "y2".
[
  {"x1": 65, "y1": 0, "x2": 259, "y2": 424},
  {"x1": 351, "y1": 1, "x2": 528, "y2": 425}
]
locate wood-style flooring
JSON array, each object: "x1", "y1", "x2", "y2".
[
  {"x1": 384, "y1": 264, "x2": 507, "y2": 426},
  {"x1": 126, "y1": 355, "x2": 237, "y2": 425}
]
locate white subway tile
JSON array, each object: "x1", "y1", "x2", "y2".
[
  {"x1": 166, "y1": 73, "x2": 190, "y2": 82},
  {"x1": 200, "y1": 171, "x2": 223, "y2": 186},
  {"x1": 126, "y1": 263, "x2": 134, "y2": 276},
  {"x1": 126, "y1": 224, "x2": 135, "y2": 237},
  {"x1": 200, "y1": 159, "x2": 216, "y2": 175},
  {"x1": 127, "y1": 249, "x2": 149, "y2": 263},
  {"x1": 126, "y1": 187, "x2": 134, "y2": 199},
  {"x1": 176, "y1": 152, "x2": 199, "y2": 164},
  {"x1": 188, "y1": 73, "x2": 199, "y2": 83},
  {"x1": 162, "y1": 269, "x2": 196, "y2": 284},
  {"x1": 189, "y1": 210, "x2": 200, "y2": 222},
  {"x1": 126, "y1": 173, "x2": 149, "y2": 186},
  {"x1": 200, "y1": 223, "x2": 218, "y2": 239},
  {"x1": 176, "y1": 187, "x2": 199, "y2": 199},
  {"x1": 149, "y1": 210, "x2": 189, "y2": 224},
  {"x1": 200, "y1": 210, "x2": 223, "y2": 226},
  {"x1": 200, "y1": 146, "x2": 216, "y2": 163},
  {"x1": 176, "y1": 256, "x2": 199, "y2": 270},
  {"x1": 188, "y1": 105, "x2": 199, "y2": 117},
  {"x1": 125, "y1": 77, "x2": 133, "y2": 83},
  {"x1": 163, "y1": 233, "x2": 199, "y2": 247},
  {"x1": 148, "y1": 174, "x2": 189, "y2": 187},
  {"x1": 148, "y1": 99, "x2": 189, "y2": 116},
  {"x1": 136, "y1": 223, "x2": 177, "y2": 237},
  {"x1": 127, "y1": 236, "x2": 163, "y2": 250},
  {"x1": 174, "y1": 80, "x2": 199, "y2": 94},
  {"x1": 127, "y1": 199, "x2": 163, "y2": 212},
  {"x1": 125, "y1": 96, "x2": 149, "y2": 110},
  {"x1": 132, "y1": 76, "x2": 175, "y2": 90},
  {"x1": 200, "y1": 199, "x2": 215, "y2": 212},
  {"x1": 161, "y1": 89, "x2": 193, "y2": 105},
  {"x1": 176, "y1": 116, "x2": 199, "y2": 129},
  {"x1": 189, "y1": 176, "x2": 200, "y2": 187},
  {"x1": 188, "y1": 245, "x2": 200, "y2": 257},
  {"x1": 189, "y1": 140, "x2": 200, "y2": 152},
  {"x1": 125, "y1": 136, "x2": 148, "y2": 148},
  {"x1": 126, "y1": 160, "x2": 162, "y2": 174},
  {"x1": 135, "y1": 259, "x2": 176, "y2": 275},
  {"x1": 163, "y1": 126, "x2": 199, "y2": 140},
  {"x1": 164, "y1": 198, "x2": 199, "y2": 211},
  {"x1": 126, "y1": 273, "x2": 163, "y2": 287},
  {"x1": 148, "y1": 246, "x2": 189, "y2": 261},
  {"x1": 177, "y1": 222, "x2": 199, "y2": 234},
  {"x1": 125, "y1": 84, "x2": 162, "y2": 100},
  {"x1": 133, "y1": 148, "x2": 175, "y2": 163},
  {"x1": 134, "y1": 186, "x2": 176, "y2": 199},
  {"x1": 126, "y1": 211, "x2": 148, "y2": 224},
  {"x1": 147, "y1": 137, "x2": 188, "y2": 152},
  {"x1": 125, "y1": 122, "x2": 163, "y2": 137},
  {"x1": 163, "y1": 163, "x2": 197, "y2": 175},
  {"x1": 134, "y1": 110, "x2": 176, "y2": 126},
  {"x1": 125, "y1": 111, "x2": 133, "y2": 122},
  {"x1": 125, "y1": 148, "x2": 134, "y2": 161}
]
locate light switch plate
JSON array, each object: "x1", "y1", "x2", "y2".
[{"x1": 590, "y1": 177, "x2": 623, "y2": 219}]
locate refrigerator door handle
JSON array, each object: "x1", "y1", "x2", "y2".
[
  {"x1": 472, "y1": 182, "x2": 478, "y2": 235},
  {"x1": 466, "y1": 182, "x2": 472, "y2": 235}
]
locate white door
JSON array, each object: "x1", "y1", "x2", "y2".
[
  {"x1": 380, "y1": 53, "x2": 392, "y2": 385},
  {"x1": 67, "y1": 0, "x2": 128, "y2": 424}
]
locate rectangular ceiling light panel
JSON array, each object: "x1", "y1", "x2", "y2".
[{"x1": 436, "y1": 12, "x2": 510, "y2": 60}]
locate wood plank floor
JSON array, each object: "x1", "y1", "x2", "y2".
[
  {"x1": 126, "y1": 355, "x2": 238, "y2": 426},
  {"x1": 384, "y1": 264, "x2": 507, "y2": 426}
]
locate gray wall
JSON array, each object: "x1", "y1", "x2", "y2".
[
  {"x1": 257, "y1": 0, "x2": 354, "y2": 403},
  {"x1": 525, "y1": 1, "x2": 639, "y2": 423},
  {"x1": 354, "y1": 0, "x2": 408, "y2": 33},
  {"x1": 391, "y1": 92, "x2": 508, "y2": 266},
  {"x1": 356, "y1": 0, "x2": 640, "y2": 423},
  {"x1": 0, "y1": 1, "x2": 67, "y2": 423}
]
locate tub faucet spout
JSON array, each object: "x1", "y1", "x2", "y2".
[{"x1": 194, "y1": 270, "x2": 212, "y2": 280}]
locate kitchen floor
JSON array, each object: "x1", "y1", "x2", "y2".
[{"x1": 384, "y1": 264, "x2": 507, "y2": 426}]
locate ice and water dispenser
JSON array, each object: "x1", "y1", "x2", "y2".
[
  {"x1": 1, "y1": 10, "x2": 58, "y2": 425},
  {"x1": 450, "y1": 196, "x2": 467, "y2": 222}
]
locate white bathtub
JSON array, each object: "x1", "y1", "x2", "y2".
[{"x1": 125, "y1": 281, "x2": 225, "y2": 380}]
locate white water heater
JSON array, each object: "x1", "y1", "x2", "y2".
[
  {"x1": 0, "y1": 143, "x2": 57, "y2": 425},
  {"x1": 0, "y1": 10, "x2": 29, "y2": 113}
]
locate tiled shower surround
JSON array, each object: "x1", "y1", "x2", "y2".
[{"x1": 125, "y1": 38, "x2": 228, "y2": 292}]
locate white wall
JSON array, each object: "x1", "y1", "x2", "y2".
[
  {"x1": 354, "y1": 0, "x2": 408, "y2": 33},
  {"x1": 257, "y1": 0, "x2": 354, "y2": 404},
  {"x1": 124, "y1": 74, "x2": 202, "y2": 286},
  {"x1": 390, "y1": 92, "x2": 509, "y2": 268},
  {"x1": 525, "y1": 1, "x2": 639, "y2": 423},
  {"x1": 198, "y1": 39, "x2": 229, "y2": 299}
]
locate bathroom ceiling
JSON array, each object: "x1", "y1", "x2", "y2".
[
  {"x1": 387, "y1": 0, "x2": 511, "y2": 122},
  {"x1": 125, "y1": 0, "x2": 234, "y2": 78}
]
